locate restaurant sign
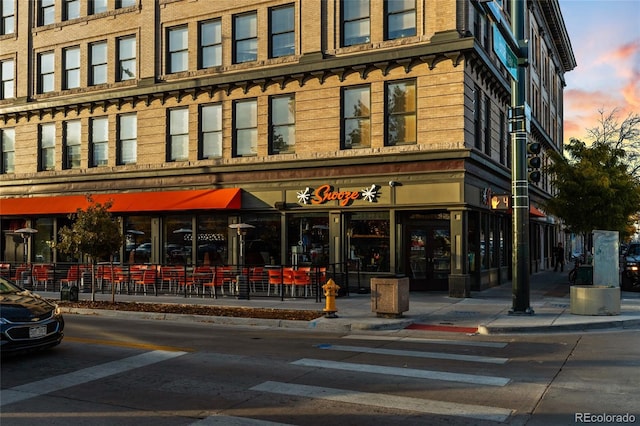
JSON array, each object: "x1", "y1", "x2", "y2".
[{"x1": 297, "y1": 184, "x2": 379, "y2": 206}]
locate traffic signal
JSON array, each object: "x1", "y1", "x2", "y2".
[{"x1": 527, "y1": 141, "x2": 541, "y2": 183}]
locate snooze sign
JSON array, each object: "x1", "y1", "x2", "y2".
[{"x1": 297, "y1": 184, "x2": 379, "y2": 206}]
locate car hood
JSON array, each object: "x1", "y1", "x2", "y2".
[
  {"x1": 626, "y1": 254, "x2": 640, "y2": 262},
  {"x1": 0, "y1": 291, "x2": 56, "y2": 322}
]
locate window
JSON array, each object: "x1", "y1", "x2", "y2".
[
  {"x1": 39, "y1": 123, "x2": 55, "y2": 171},
  {"x1": 169, "y1": 108, "x2": 189, "y2": 161},
  {"x1": 343, "y1": 86, "x2": 370, "y2": 149},
  {"x1": 116, "y1": 0, "x2": 136, "y2": 8},
  {"x1": 63, "y1": 46, "x2": 80, "y2": 89},
  {"x1": 347, "y1": 212, "x2": 390, "y2": 272},
  {"x1": 90, "y1": 117, "x2": 108, "y2": 167},
  {"x1": 168, "y1": 26, "x2": 188, "y2": 73},
  {"x1": 118, "y1": 113, "x2": 137, "y2": 165},
  {"x1": 39, "y1": 0, "x2": 54, "y2": 26},
  {"x1": 63, "y1": 120, "x2": 81, "y2": 169},
  {"x1": 200, "y1": 19, "x2": 221, "y2": 68},
  {"x1": 89, "y1": 41, "x2": 107, "y2": 85},
  {"x1": 474, "y1": 86, "x2": 482, "y2": 150},
  {"x1": 90, "y1": 0, "x2": 108, "y2": 14},
  {"x1": 342, "y1": 0, "x2": 370, "y2": 46},
  {"x1": 118, "y1": 36, "x2": 136, "y2": 81},
  {"x1": 64, "y1": 0, "x2": 80, "y2": 21},
  {"x1": 1, "y1": 127, "x2": 15, "y2": 174},
  {"x1": 38, "y1": 51, "x2": 55, "y2": 93},
  {"x1": 200, "y1": 104, "x2": 222, "y2": 159},
  {"x1": 270, "y1": 95, "x2": 295, "y2": 154},
  {"x1": 386, "y1": 0, "x2": 416, "y2": 39},
  {"x1": 484, "y1": 96, "x2": 491, "y2": 155},
  {"x1": 270, "y1": 5, "x2": 294, "y2": 58},
  {"x1": 233, "y1": 99, "x2": 257, "y2": 157},
  {"x1": 1, "y1": 0, "x2": 15, "y2": 35},
  {"x1": 1, "y1": 59, "x2": 14, "y2": 99},
  {"x1": 234, "y1": 12, "x2": 257, "y2": 63},
  {"x1": 386, "y1": 80, "x2": 416, "y2": 146}
]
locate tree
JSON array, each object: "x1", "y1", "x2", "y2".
[
  {"x1": 544, "y1": 139, "x2": 640, "y2": 243},
  {"x1": 586, "y1": 109, "x2": 640, "y2": 178},
  {"x1": 55, "y1": 196, "x2": 123, "y2": 302}
]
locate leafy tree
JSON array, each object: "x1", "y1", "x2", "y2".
[
  {"x1": 544, "y1": 139, "x2": 640, "y2": 244},
  {"x1": 55, "y1": 196, "x2": 123, "y2": 302}
]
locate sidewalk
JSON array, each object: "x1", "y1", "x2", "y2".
[{"x1": 48, "y1": 270, "x2": 640, "y2": 334}]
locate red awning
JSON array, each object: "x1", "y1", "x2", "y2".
[
  {"x1": 530, "y1": 205, "x2": 546, "y2": 218},
  {"x1": 0, "y1": 188, "x2": 241, "y2": 216}
]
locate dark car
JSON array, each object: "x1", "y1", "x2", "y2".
[
  {"x1": 621, "y1": 242, "x2": 640, "y2": 291},
  {"x1": 1, "y1": 276, "x2": 64, "y2": 355}
]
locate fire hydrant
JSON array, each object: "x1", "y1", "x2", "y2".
[{"x1": 322, "y1": 279, "x2": 340, "y2": 318}]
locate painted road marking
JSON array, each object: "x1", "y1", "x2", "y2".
[
  {"x1": 291, "y1": 358, "x2": 510, "y2": 386},
  {"x1": 344, "y1": 334, "x2": 508, "y2": 348},
  {"x1": 316, "y1": 343, "x2": 508, "y2": 364},
  {"x1": 191, "y1": 415, "x2": 295, "y2": 425},
  {"x1": 0, "y1": 350, "x2": 187, "y2": 407},
  {"x1": 65, "y1": 336, "x2": 194, "y2": 352},
  {"x1": 251, "y1": 381, "x2": 512, "y2": 423}
]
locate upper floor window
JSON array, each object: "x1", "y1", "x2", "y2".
[
  {"x1": 39, "y1": 0, "x2": 55, "y2": 26},
  {"x1": 234, "y1": 12, "x2": 257, "y2": 63},
  {"x1": 200, "y1": 19, "x2": 221, "y2": 68},
  {"x1": 342, "y1": 0, "x2": 370, "y2": 46},
  {"x1": 342, "y1": 86, "x2": 370, "y2": 149},
  {"x1": 89, "y1": 41, "x2": 108, "y2": 85},
  {"x1": 270, "y1": 95, "x2": 295, "y2": 154},
  {"x1": 63, "y1": 46, "x2": 80, "y2": 90},
  {"x1": 270, "y1": 4, "x2": 294, "y2": 58},
  {"x1": 168, "y1": 26, "x2": 188, "y2": 73},
  {"x1": 1, "y1": 127, "x2": 15, "y2": 174},
  {"x1": 38, "y1": 51, "x2": 55, "y2": 93},
  {"x1": 1, "y1": 59, "x2": 14, "y2": 99},
  {"x1": 233, "y1": 99, "x2": 257, "y2": 157},
  {"x1": 385, "y1": 0, "x2": 416, "y2": 40},
  {"x1": 118, "y1": 113, "x2": 137, "y2": 165},
  {"x1": 89, "y1": 0, "x2": 108, "y2": 15},
  {"x1": 169, "y1": 108, "x2": 189, "y2": 161},
  {"x1": 200, "y1": 104, "x2": 222, "y2": 159},
  {"x1": 118, "y1": 36, "x2": 136, "y2": 81},
  {"x1": 39, "y1": 123, "x2": 55, "y2": 171},
  {"x1": 63, "y1": 0, "x2": 80, "y2": 21},
  {"x1": 63, "y1": 119, "x2": 81, "y2": 170},
  {"x1": 117, "y1": 0, "x2": 136, "y2": 8},
  {"x1": 90, "y1": 117, "x2": 108, "y2": 167},
  {"x1": 1, "y1": 0, "x2": 15, "y2": 35},
  {"x1": 386, "y1": 80, "x2": 416, "y2": 146}
]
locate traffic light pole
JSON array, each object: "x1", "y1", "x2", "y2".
[{"x1": 509, "y1": 0, "x2": 533, "y2": 315}]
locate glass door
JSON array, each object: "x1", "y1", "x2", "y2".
[{"x1": 406, "y1": 221, "x2": 450, "y2": 290}]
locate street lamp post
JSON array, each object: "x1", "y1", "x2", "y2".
[{"x1": 229, "y1": 223, "x2": 255, "y2": 300}]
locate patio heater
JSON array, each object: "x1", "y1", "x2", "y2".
[
  {"x1": 15, "y1": 227, "x2": 38, "y2": 264},
  {"x1": 229, "y1": 223, "x2": 255, "y2": 300}
]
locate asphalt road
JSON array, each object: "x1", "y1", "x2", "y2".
[{"x1": 1, "y1": 315, "x2": 638, "y2": 426}]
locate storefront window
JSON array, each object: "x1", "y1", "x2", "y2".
[
  {"x1": 241, "y1": 213, "x2": 281, "y2": 265},
  {"x1": 124, "y1": 216, "x2": 151, "y2": 264},
  {"x1": 286, "y1": 214, "x2": 329, "y2": 266},
  {"x1": 164, "y1": 215, "x2": 193, "y2": 265},
  {"x1": 196, "y1": 215, "x2": 228, "y2": 265},
  {"x1": 347, "y1": 212, "x2": 390, "y2": 272},
  {"x1": 34, "y1": 218, "x2": 53, "y2": 263}
]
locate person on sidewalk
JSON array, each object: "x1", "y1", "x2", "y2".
[{"x1": 553, "y1": 243, "x2": 565, "y2": 272}]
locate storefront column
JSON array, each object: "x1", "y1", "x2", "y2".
[{"x1": 448, "y1": 209, "x2": 471, "y2": 298}]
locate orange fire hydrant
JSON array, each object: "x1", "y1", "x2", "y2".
[{"x1": 322, "y1": 278, "x2": 340, "y2": 318}]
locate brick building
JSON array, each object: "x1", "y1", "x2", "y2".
[{"x1": 0, "y1": 0, "x2": 575, "y2": 292}]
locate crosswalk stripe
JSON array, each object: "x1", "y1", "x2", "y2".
[
  {"x1": 316, "y1": 343, "x2": 509, "y2": 364},
  {"x1": 251, "y1": 381, "x2": 513, "y2": 422},
  {"x1": 291, "y1": 358, "x2": 510, "y2": 386},
  {"x1": 344, "y1": 334, "x2": 508, "y2": 348},
  {"x1": 191, "y1": 414, "x2": 295, "y2": 426},
  {"x1": 0, "y1": 350, "x2": 187, "y2": 407}
]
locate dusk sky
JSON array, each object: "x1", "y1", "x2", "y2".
[{"x1": 559, "y1": 0, "x2": 640, "y2": 144}]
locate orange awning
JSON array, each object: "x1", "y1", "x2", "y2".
[
  {"x1": 0, "y1": 188, "x2": 241, "y2": 216},
  {"x1": 530, "y1": 205, "x2": 546, "y2": 218}
]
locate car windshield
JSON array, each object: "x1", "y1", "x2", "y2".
[
  {"x1": 628, "y1": 245, "x2": 640, "y2": 256},
  {"x1": 0, "y1": 277, "x2": 21, "y2": 294}
]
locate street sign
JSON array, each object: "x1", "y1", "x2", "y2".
[
  {"x1": 493, "y1": 24, "x2": 518, "y2": 80},
  {"x1": 490, "y1": 194, "x2": 510, "y2": 210}
]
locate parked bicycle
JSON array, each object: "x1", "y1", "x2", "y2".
[{"x1": 568, "y1": 254, "x2": 584, "y2": 284}]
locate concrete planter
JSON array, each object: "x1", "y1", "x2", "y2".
[
  {"x1": 570, "y1": 285, "x2": 620, "y2": 316},
  {"x1": 370, "y1": 276, "x2": 409, "y2": 318}
]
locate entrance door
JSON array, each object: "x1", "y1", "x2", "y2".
[{"x1": 407, "y1": 222, "x2": 450, "y2": 291}]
